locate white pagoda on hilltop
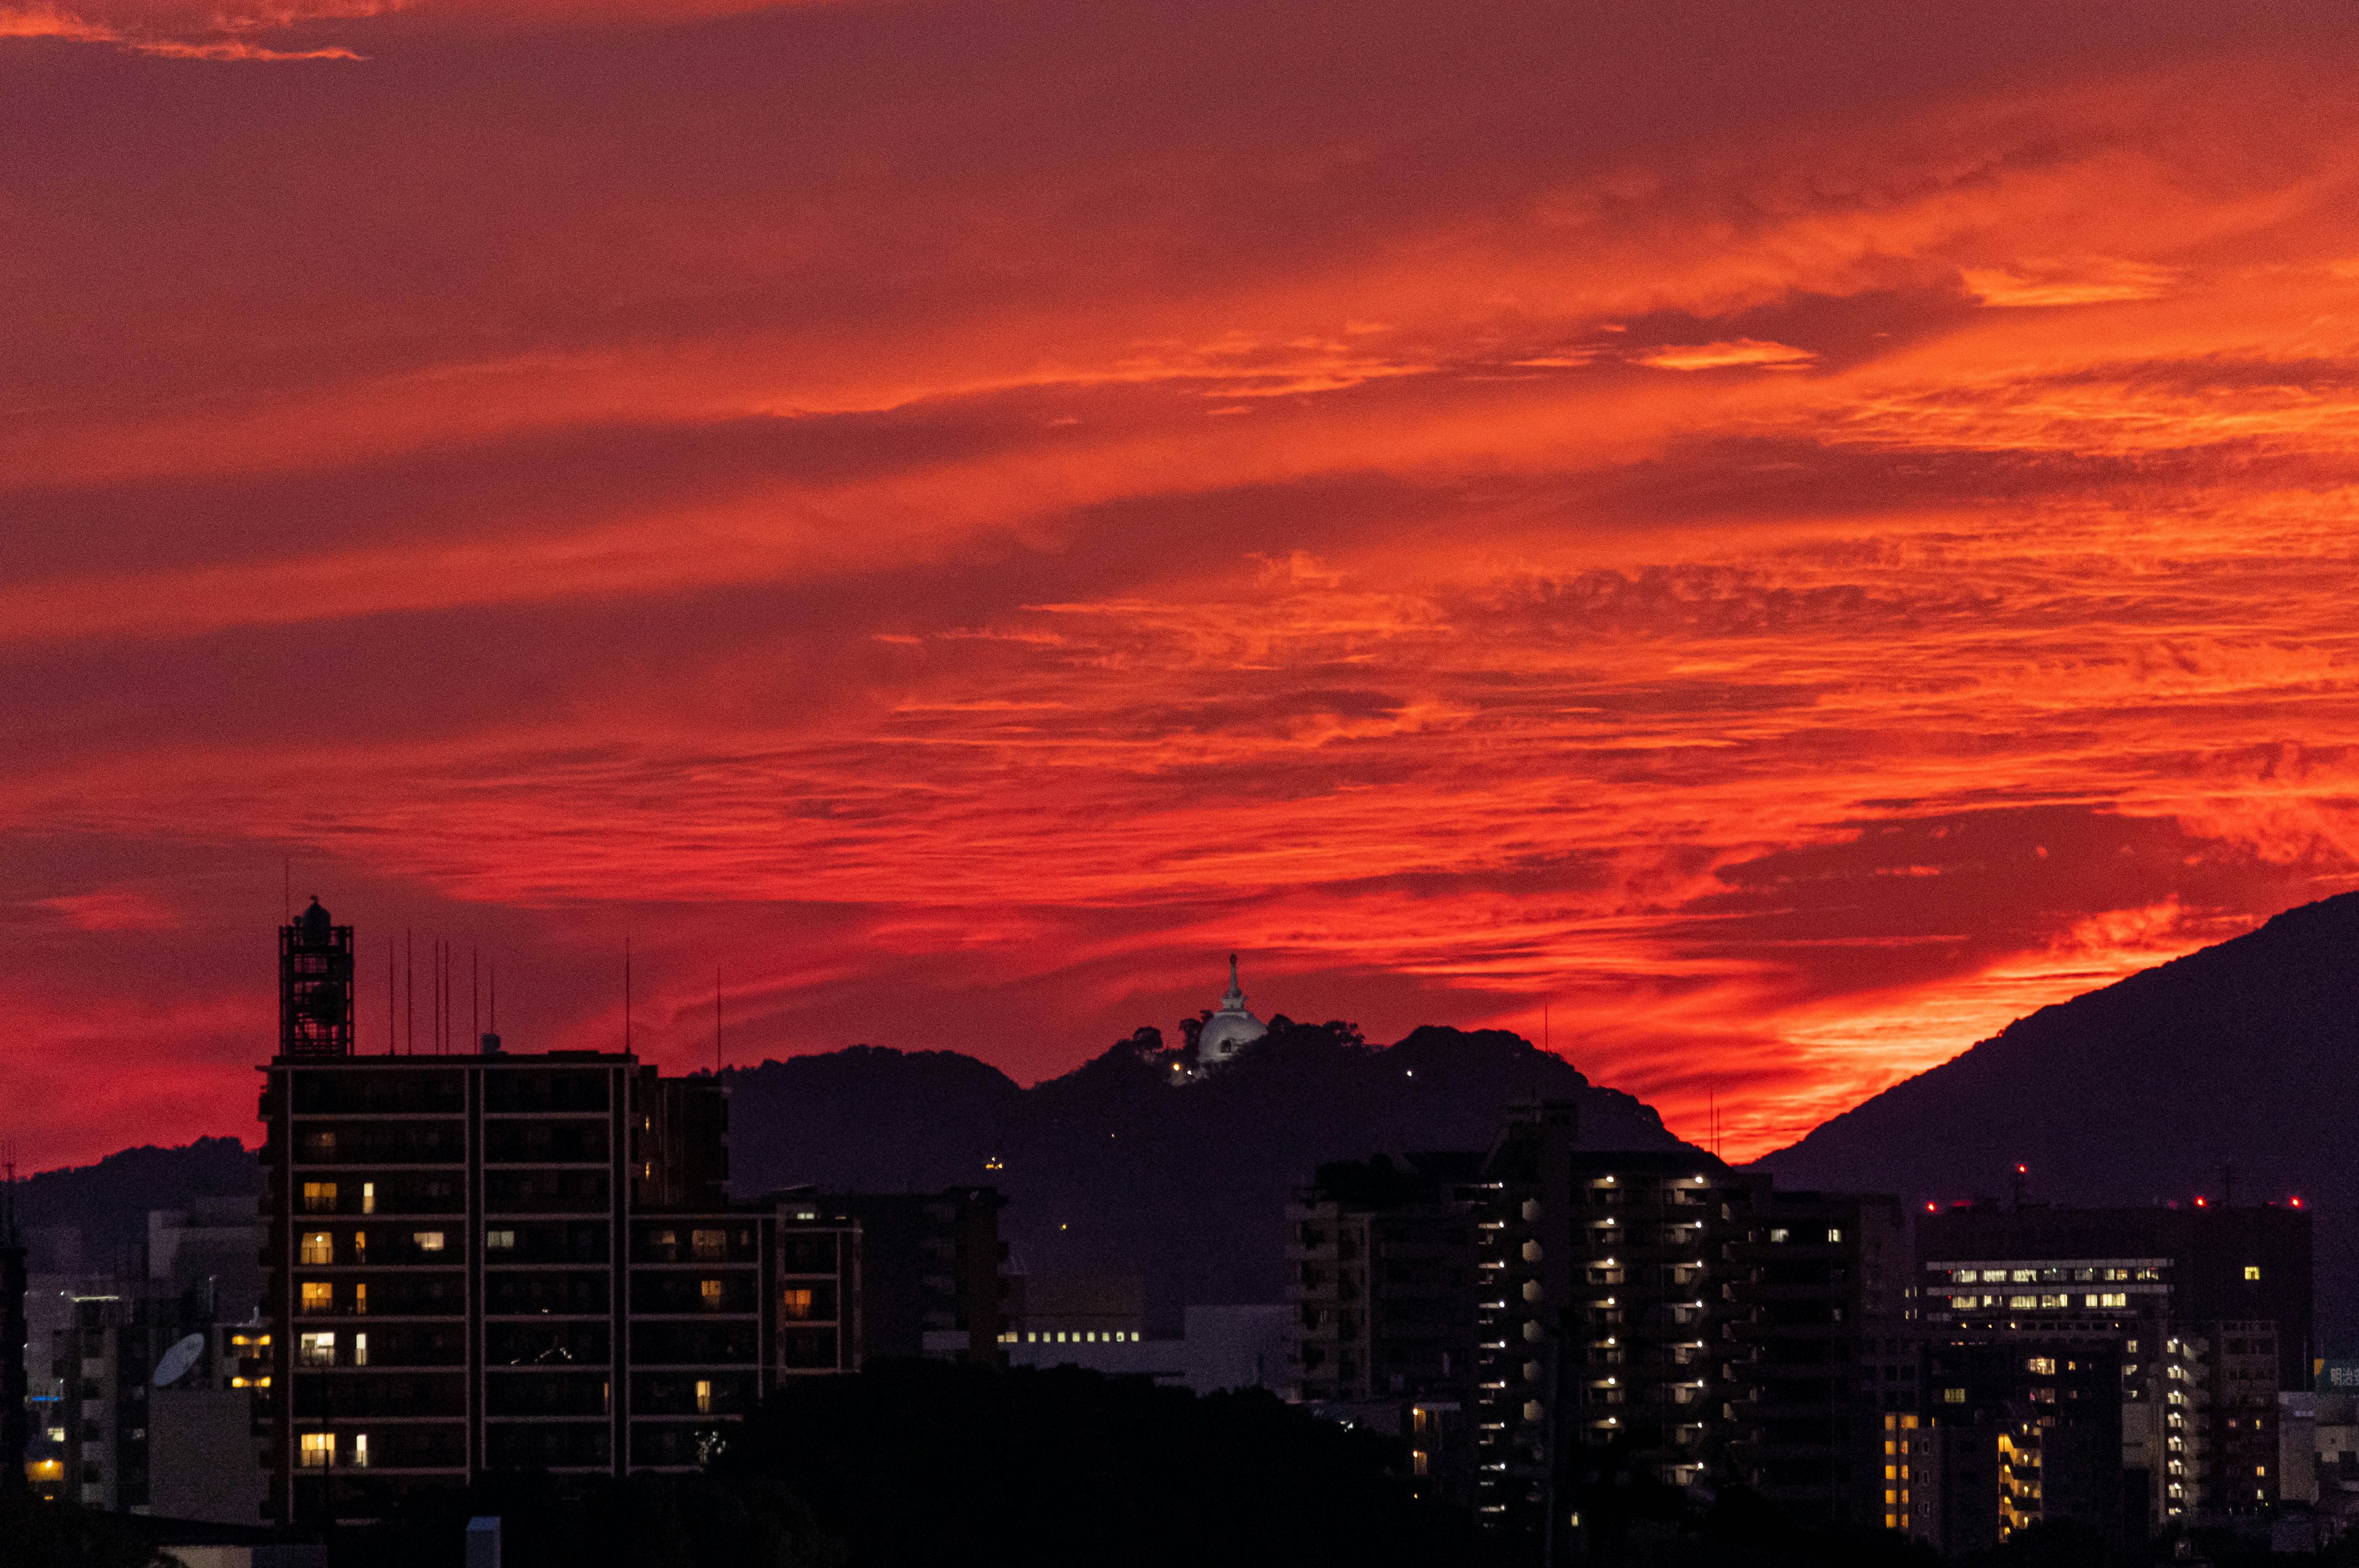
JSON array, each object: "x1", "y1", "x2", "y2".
[{"x1": 1194, "y1": 953, "x2": 1267, "y2": 1072}]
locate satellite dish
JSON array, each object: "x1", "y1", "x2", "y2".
[{"x1": 153, "y1": 1333, "x2": 207, "y2": 1388}]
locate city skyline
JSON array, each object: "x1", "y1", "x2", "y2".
[{"x1": 13, "y1": 1, "x2": 2359, "y2": 1173}]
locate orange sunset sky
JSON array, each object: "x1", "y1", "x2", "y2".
[{"x1": 7, "y1": 0, "x2": 2359, "y2": 1172}]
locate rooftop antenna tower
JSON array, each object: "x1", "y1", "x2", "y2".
[
  {"x1": 624, "y1": 936, "x2": 633, "y2": 1055},
  {"x1": 280, "y1": 897, "x2": 354, "y2": 1058}
]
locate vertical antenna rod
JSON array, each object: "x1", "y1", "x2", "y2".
[
  {"x1": 405, "y1": 928, "x2": 414, "y2": 1056},
  {"x1": 715, "y1": 965, "x2": 723, "y2": 1075},
  {"x1": 624, "y1": 936, "x2": 633, "y2": 1055}
]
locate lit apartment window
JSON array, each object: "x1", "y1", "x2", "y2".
[
  {"x1": 414, "y1": 1231, "x2": 445, "y2": 1252},
  {"x1": 2245, "y1": 1266, "x2": 2261, "y2": 1281},
  {"x1": 361, "y1": 1182, "x2": 375, "y2": 1215},
  {"x1": 695, "y1": 1379, "x2": 714, "y2": 1415},
  {"x1": 350, "y1": 1434, "x2": 369, "y2": 1469},
  {"x1": 693, "y1": 1229, "x2": 727, "y2": 1261},
  {"x1": 1827, "y1": 1228, "x2": 1842, "y2": 1244},
  {"x1": 300, "y1": 1433, "x2": 334, "y2": 1469},
  {"x1": 301, "y1": 1283, "x2": 334, "y2": 1315},
  {"x1": 303, "y1": 1182, "x2": 338, "y2": 1214},
  {"x1": 353, "y1": 1231, "x2": 367, "y2": 1264},
  {"x1": 300, "y1": 1333, "x2": 336, "y2": 1367},
  {"x1": 302, "y1": 1131, "x2": 337, "y2": 1162},
  {"x1": 1411, "y1": 1449, "x2": 1430, "y2": 1476},
  {"x1": 1768, "y1": 1228, "x2": 1789, "y2": 1244},
  {"x1": 352, "y1": 1333, "x2": 368, "y2": 1367},
  {"x1": 700, "y1": 1279, "x2": 725, "y2": 1311},
  {"x1": 487, "y1": 1230, "x2": 516, "y2": 1252},
  {"x1": 781, "y1": 1288, "x2": 815, "y2": 1322},
  {"x1": 300, "y1": 1232, "x2": 334, "y2": 1265},
  {"x1": 1943, "y1": 1388, "x2": 1966, "y2": 1405},
  {"x1": 354, "y1": 1282, "x2": 367, "y2": 1316}
]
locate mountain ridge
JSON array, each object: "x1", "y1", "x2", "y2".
[{"x1": 1760, "y1": 889, "x2": 2359, "y2": 1343}]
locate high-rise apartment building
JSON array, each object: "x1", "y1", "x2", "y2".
[
  {"x1": 1473, "y1": 1103, "x2": 1752, "y2": 1557},
  {"x1": 1285, "y1": 1152, "x2": 1485, "y2": 1504},
  {"x1": 1723, "y1": 1189, "x2": 1907, "y2": 1531},
  {"x1": 1914, "y1": 1198, "x2": 2312, "y2": 1540},
  {"x1": 256, "y1": 902, "x2": 1003, "y2": 1525}
]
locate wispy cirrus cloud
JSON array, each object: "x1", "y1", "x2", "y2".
[{"x1": 10, "y1": 0, "x2": 2359, "y2": 1171}]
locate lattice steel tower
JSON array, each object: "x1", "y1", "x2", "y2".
[{"x1": 280, "y1": 896, "x2": 354, "y2": 1058}]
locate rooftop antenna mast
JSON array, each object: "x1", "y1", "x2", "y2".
[
  {"x1": 715, "y1": 965, "x2": 723, "y2": 1075},
  {"x1": 624, "y1": 936, "x2": 633, "y2": 1055},
  {"x1": 405, "y1": 929, "x2": 415, "y2": 1056}
]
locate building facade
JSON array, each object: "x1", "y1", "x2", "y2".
[
  {"x1": 256, "y1": 903, "x2": 1004, "y2": 1525},
  {"x1": 1914, "y1": 1198, "x2": 2313, "y2": 1541}
]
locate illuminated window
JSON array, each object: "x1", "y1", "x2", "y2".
[
  {"x1": 302, "y1": 1182, "x2": 338, "y2": 1214},
  {"x1": 695, "y1": 1379, "x2": 714, "y2": 1414},
  {"x1": 1827, "y1": 1228, "x2": 1842, "y2": 1244},
  {"x1": 361, "y1": 1182, "x2": 375, "y2": 1215},
  {"x1": 2010, "y1": 1270, "x2": 2035, "y2": 1284},
  {"x1": 2245, "y1": 1266, "x2": 2261, "y2": 1281},
  {"x1": 350, "y1": 1434, "x2": 369, "y2": 1469},
  {"x1": 300, "y1": 1232, "x2": 334, "y2": 1265},
  {"x1": 2027, "y1": 1358, "x2": 2055, "y2": 1375},
  {"x1": 413, "y1": 1231, "x2": 445, "y2": 1252},
  {"x1": 651, "y1": 1230, "x2": 678, "y2": 1261},
  {"x1": 781, "y1": 1288, "x2": 815, "y2": 1322},
  {"x1": 352, "y1": 1333, "x2": 368, "y2": 1367},
  {"x1": 486, "y1": 1230, "x2": 515, "y2": 1251},
  {"x1": 301, "y1": 1282, "x2": 334, "y2": 1315},
  {"x1": 1411, "y1": 1449, "x2": 1430, "y2": 1476},
  {"x1": 700, "y1": 1279, "x2": 724, "y2": 1311},
  {"x1": 299, "y1": 1433, "x2": 334, "y2": 1469},
  {"x1": 1944, "y1": 1388, "x2": 1966, "y2": 1405},
  {"x1": 1768, "y1": 1228, "x2": 1789, "y2": 1244},
  {"x1": 354, "y1": 1282, "x2": 367, "y2": 1316},
  {"x1": 302, "y1": 1130, "x2": 337, "y2": 1162},
  {"x1": 300, "y1": 1333, "x2": 336, "y2": 1367},
  {"x1": 1954, "y1": 1270, "x2": 1979, "y2": 1283},
  {"x1": 692, "y1": 1229, "x2": 727, "y2": 1261}
]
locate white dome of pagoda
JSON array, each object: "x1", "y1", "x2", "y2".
[{"x1": 1197, "y1": 954, "x2": 1267, "y2": 1068}]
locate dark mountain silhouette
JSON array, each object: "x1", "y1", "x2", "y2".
[
  {"x1": 11, "y1": 1136, "x2": 259, "y2": 1274},
  {"x1": 725, "y1": 1020, "x2": 1691, "y2": 1326},
  {"x1": 16, "y1": 1026, "x2": 1688, "y2": 1329},
  {"x1": 1759, "y1": 889, "x2": 2359, "y2": 1347}
]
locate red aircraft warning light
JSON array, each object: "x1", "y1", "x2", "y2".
[{"x1": 2194, "y1": 1196, "x2": 2208, "y2": 1207}]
